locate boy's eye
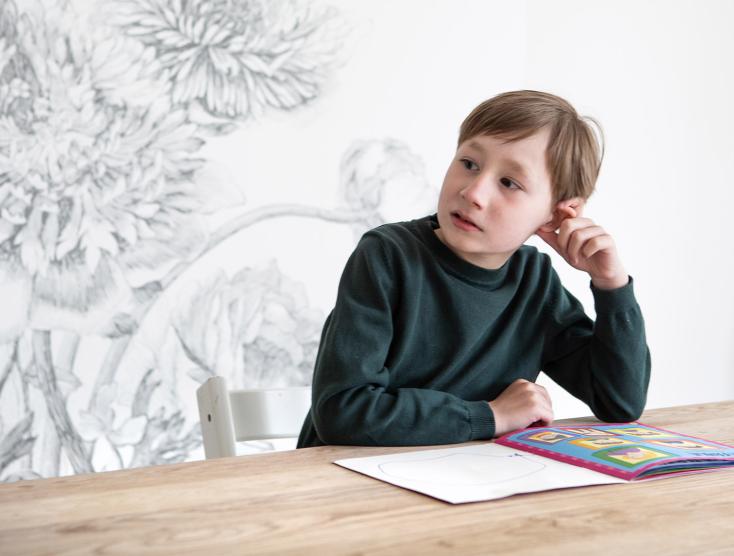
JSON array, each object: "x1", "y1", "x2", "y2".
[
  {"x1": 500, "y1": 177, "x2": 521, "y2": 190},
  {"x1": 460, "y1": 158, "x2": 478, "y2": 171}
]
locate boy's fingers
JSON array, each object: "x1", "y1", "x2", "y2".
[
  {"x1": 557, "y1": 217, "x2": 595, "y2": 254},
  {"x1": 533, "y1": 382, "x2": 551, "y2": 404},
  {"x1": 567, "y1": 226, "x2": 606, "y2": 263},
  {"x1": 535, "y1": 407, "x2": 554, "y2": 427},
  {"x1": 581, "y1": 234, "x2": 615, "y2": 259},
  {"x1": 530, "y1": 384, "x2": 553, "y2": 421}
]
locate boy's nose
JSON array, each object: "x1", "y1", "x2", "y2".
[{"x1": 460, "y1": 178, "x2": 491, "y2": 209}]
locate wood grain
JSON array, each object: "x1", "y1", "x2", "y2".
[{"x1": 1, "y1": 401, "x2": 733, "y2": 555}]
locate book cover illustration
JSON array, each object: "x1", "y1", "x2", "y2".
[{"x1": 495, "y1": 422, "x2": 734, "y2": 480}]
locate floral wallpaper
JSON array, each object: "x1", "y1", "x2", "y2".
[{"x1": 0, "y1": 0, "x2": 437, "y2": 480}]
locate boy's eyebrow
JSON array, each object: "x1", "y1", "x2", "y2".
[{"x1": 465, "y1": 140, "x2": 534, "y2": 184}]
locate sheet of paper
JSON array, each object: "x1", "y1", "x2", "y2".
[{"x1": 335, "y1": 443, "x2": 626, "y2": 504}]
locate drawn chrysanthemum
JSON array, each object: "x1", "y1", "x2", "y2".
[
  {"x1": 0, "y1": 4, "x2": 209, "y2": 335},
  {"x1": 112, "y1": 0, "x2": 343, "y2": 119}
]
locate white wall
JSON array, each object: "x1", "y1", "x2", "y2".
[{"x1": 1, "y1": 0, "x2": 732, "y2": 479}]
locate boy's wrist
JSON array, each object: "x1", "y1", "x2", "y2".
[
  {"x1": 488, "y1": 401, "x2": 504, "y2": 437},
  {"x1": 468, "y1": 400, "x2": 496, "y2": 440},
  {"x1": 591, "y1": 273, "x2": 629, "y2": 290},
  {"x1": 592, "y1": 275, "x2": 639, "y2": 314}
]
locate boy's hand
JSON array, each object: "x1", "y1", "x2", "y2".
[
  {"x1": 536, "y1": 208, "x2": 629, "y2": 290},
  {"x1": 488, "y1": 379, "x2": 554, "y2": 437}
]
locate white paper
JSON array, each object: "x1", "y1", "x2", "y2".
[{"x1": 334, "y1": 443, "x2": 626, "y2": 504}]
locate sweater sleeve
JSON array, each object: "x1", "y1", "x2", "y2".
[
  {"x1": 540, "y1": 268, "x2": 652, "y2": 422},
  {"x1": 310, "y1": 234, "x2": 495, "y2": 446}
]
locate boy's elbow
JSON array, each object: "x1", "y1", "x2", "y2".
[
  {"x1": 312, "y1": 416, "x2": 352, "y2": 445},
  {"x1": 594, "y1": 360, "x2": 650, "y2": 423},
  {"x1": 312, "y1": 394, "x2": 375, "y2": 445},
  {"x1": 606, "y1": 407, "x2": 644, "y2": 423},
  {"x1": 595, "y1": 399, "x2": 645, "y2": 423}
]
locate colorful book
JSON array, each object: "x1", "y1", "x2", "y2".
[{"x1": 495, "y1": 422, "x2": 734, "y2": 480}]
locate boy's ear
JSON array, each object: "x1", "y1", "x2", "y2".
[{"x1": 537, "y1": 197, "x2": 585, "y2": 233}]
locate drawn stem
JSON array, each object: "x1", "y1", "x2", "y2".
[
  {"x1": 32, "y1": 330, "x2": 92, "y2": 474},
  {"x1": 40, "y1": 332, "x2": 80, "y2": 477},
  {"x1": 56, "y1": 333, "x2": 81, "y2": 379},
  {"x1": 0, "y1": 340, "x2": 18, "y2": 397}
]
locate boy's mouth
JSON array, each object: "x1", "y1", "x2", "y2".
[{"x1": 450, "y1": 211, "x2": 483, "y2": 232}]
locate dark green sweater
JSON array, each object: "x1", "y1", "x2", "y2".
[{"x1": 297, "y1": 214, "x2": 651, "y2": 448}]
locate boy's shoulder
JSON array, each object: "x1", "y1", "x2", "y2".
[
  {"x1": 366, "y1": 215, "x2": 429, "y2": 238},
  {"x1": 358, "y1": 215, "x2": 432, "y2": 253}
]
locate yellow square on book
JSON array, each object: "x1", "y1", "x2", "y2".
[{"x1": 569, "y1": 437, "x2": 635, "y2": 450}]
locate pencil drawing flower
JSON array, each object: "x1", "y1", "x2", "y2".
[
  {"x1": 339, "y1": 139, "x2": 437, "y2": 237},
  {"x1": 77, "y1": 382, "x2": 148, "y2": 470},
  {"x1": 0, "y1": 3, "x2": 208, "y2": 336},
  {"x1": 173, "y1": 261, "x2": 323, "y2": 390}
]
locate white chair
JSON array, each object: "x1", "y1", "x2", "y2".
[{"x1": 196, "y1": 376, "x2": 311, "y2": 459}]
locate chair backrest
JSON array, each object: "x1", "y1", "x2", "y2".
[{"x1": 196, "y1": 376, "x2": 311, "y2": 459}]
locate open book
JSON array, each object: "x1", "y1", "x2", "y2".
[
  {"x1": 334, "y1": 423, "x2": 734, "y2": 504},
  {"x1": 494, "y1": 422, "x2": 734, "y2": 480}
]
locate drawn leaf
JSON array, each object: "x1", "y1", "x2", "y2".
[
  {"x1": 108, "y1": 415, "x2": 147, "y2": 446},
  {"x1": 77, "y1": 410, "x2": 107, "y2": 442},
  {"x1": 131, "y1": 368, "x2": 161, "y2": 417},
  {"x1": 0, "y1": 413, "x2": 35, "y2": 473}
]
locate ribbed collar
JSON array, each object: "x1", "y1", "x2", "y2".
[{"x1": 410, "y1": 214, "x2": 516, "y2": 289}]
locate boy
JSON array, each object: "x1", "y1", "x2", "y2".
[{"x1": 297, "y1": 90, "x2": 651, "y2": 448}]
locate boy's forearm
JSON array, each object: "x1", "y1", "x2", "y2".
[
  {"x1": 311, "y1": 384, "x2": 496, "y2": 445},
  {"x1": 543, "y1": 277, "x2": 651, "y2": 422},
  {"x1": 585, "y1": 279, "x2": 651, "y2": 420}
]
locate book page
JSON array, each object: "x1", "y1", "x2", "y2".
[{"x1": 334, "y1": 443, "x2": 625, "y2": 504}]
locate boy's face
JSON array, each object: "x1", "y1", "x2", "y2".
[{"x1": 435, "y1": 127, "x2": 571, "y2": 269}]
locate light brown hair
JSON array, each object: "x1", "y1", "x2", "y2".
[{"x1": 458, "y1": 90, "x2": 604, "y2": 203}]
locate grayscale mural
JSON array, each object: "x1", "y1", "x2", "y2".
[{"x1": 0, "y1": 0, "x2": 437, "y2": 480}]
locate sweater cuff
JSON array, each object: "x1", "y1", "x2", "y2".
[
  {"x1": 590, "y1": 275, "x2": 638, "y2": 314},
  {"x1": 467, "y1": 400, "x2": 495, "y2": 440}
]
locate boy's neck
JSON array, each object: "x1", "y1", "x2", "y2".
[{"x1": 433, "y1": 228, "x2": 515, "y2": 270}]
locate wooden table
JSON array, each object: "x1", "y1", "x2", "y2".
[{"x1": 2, "y1": 401, "x2": 733, "y2": 555}]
